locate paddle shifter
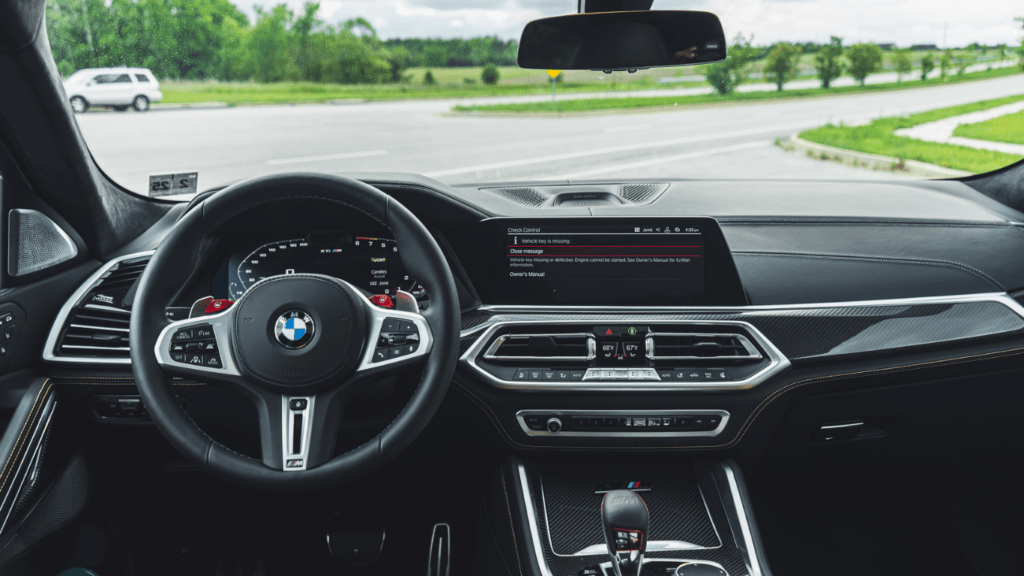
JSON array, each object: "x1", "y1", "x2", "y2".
[{"x1": 601, "y1": 489, "x2": 649, "y2": 576}]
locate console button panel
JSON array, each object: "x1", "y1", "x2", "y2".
[{"x1": 517, "y1": 410, "x2": 729, "y2": 437}]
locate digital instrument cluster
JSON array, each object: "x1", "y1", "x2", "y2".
[{"x1": 220, "y1": 233, "x2": 429, "y2": 309}]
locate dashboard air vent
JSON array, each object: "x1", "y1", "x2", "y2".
[
  {"x1": 49, "y1": 253, "x2": 151, "y2": 363},
  {"x1": 59, "y1": 307, "x2": 131, "y2": 358},
  {"x1": 483, "y1": 333, "x2": 596, "y2": 362},
  {"x1": 646, "y1": 332, "x2": 763, "y2": 362}
]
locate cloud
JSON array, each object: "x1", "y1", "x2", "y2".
[{"x1": 227, "y1": 0, "x2": 1023, "y2": 46}]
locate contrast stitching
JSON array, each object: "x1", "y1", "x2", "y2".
[
  {"x1": 0, "y1": 380, "x2": 53, "y2": 497},
  {"x1": 499, "y1": 469, "x2": 525, "y2": 576},
  {"x1": 733, "y1": 250, "x2": 1005, "y2": 291},
  {"x1": 452, "y1": 345, "x2": 1024, "y2": 451}
]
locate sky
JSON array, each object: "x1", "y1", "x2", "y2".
[{"x1": 226, "y1": 0, "x2": 1024, "y2": 47}]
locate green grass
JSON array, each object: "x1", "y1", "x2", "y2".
[
  {"x1": 451, "y1": 66, "x2": 1022, "y2": 114},
  {"x1": 799, "y1": 95, "x2": 1024, "y2": 174},
  {"x1": 953, "y1": 109, "x2": 1024, "y2": 145}
]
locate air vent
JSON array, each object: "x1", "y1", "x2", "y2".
[
  {"x1": 483, "y1": 333, "x2": 596, "y2": 362},
  {"x1": 58, "y1": 307, "x2": 131, "y2": 359},
  {"x1": 646, "y1": 332, "x2": 763, "y2": 362},
  {"x1": 47, "y1": 252, "x2": 152, "y2": 363}
]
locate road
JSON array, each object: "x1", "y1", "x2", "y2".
[{"x1": 77, "y1": 73, "x2": 1024, "y2": 195}]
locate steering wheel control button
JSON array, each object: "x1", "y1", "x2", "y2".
[
  {"x1": 289, "y1": 398, "x2": 308, "y2": 411},
  {"x1": 173, "y1": 328, "x2": 194, "y2": 341},
  {"x1": 274, "y1": 311, "x2": 315, "y2": 349},
  {"x1": 372, "y1": 349, "x2": 388, "y2": 363},
  {"x1": 204, "y1": 355, "x2": 222, "y2": 368},
  {"x1": 195, "y1": 325, "x2": 214, "y2": 339}
]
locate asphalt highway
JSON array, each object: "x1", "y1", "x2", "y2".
[{"x1": 76, "y1": 73, "x2": 1024, "y2": 195}]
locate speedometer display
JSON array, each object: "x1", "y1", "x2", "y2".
[{"x1": 225, "y1": 234, "x2": 429, "y2": 309}]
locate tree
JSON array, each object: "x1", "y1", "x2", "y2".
[
  {"x1": 292, "y1": 2, "x2": 322, "y2": 78},
  {"x1": 1017, "y1": 17, "x2": 1024, "y2": 70},
  {"x1": 704, "y1": 33, "x2": 758, "y2": 95},
  {"x1": 940, "y1": 50, "x2": 952, "y2": 78},
  {"x1": 763, "y1": 42, "x2": 802, "y2": 91},
  {"x1": 847, "y1": 43, "x2": 883, "y2": 85},
  {"x1": 814, "y1": 36, "x2": 844, "y2": 88},
  {"x1": 997, "y1": 44, "x2": 1007, "y2": 60},
  {"x1": 481, "y1": 63, "x2": 500, "y2": 85},
  {"x1": 892, "y1": 48, "x2": 912, "y2": 82},
  {"x1": 423, "y1": 45, "x2": 446, "y2": 67},
  {"x1": 920, "y1": 53, "x2": 935, "y2": 80},
  {"x1": 423, "y1": 69, "x2": 436, "y2": 85},
  {"x1": 249, "y1": 5, "x2": 293, "y2": 82},
  {"x1": 385, "y1": 45, "x2": 413, "y2": 82},
  {"x1": 956, "y1": 53, "x2": 975, "y2": 75}
]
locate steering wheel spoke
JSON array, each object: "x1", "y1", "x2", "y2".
[
  {"x1": 355, "y1": 293, "x2": 434, "y2": 377},
  {"x1": 245, "y1": 386, "x2": 354, "y2": 471},
  {"x1": 155, "y1": 307, "x2": 245, "y2": 383}
]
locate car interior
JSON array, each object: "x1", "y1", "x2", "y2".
[{"x1": 2, "y1": 1, "x2": 1024, "y2": 576}]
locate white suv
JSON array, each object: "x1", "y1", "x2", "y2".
[{"x1": 63, "y1": 67, "x2": 163, "y2": 113}]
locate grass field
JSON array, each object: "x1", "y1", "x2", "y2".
[
  {"x1": 953, "y1": 110, "x2": 1024, "y2": 145},
  {"x1": 451, "y1": 66, "x2": 1023, "y2": 114},
  {"x1": 159, "y1": 50, "x2": 1015, "y2": 106},
  {"x1": 798, "y1": 95, "x2": 1024, "y2": 174}
]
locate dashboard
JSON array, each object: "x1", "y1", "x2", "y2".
[{"x1": 41, "y1": 174, "x2": 1024, "y2": 456}]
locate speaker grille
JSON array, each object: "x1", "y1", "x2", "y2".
[
  {"x1": 8, "y1": 209, "x2": 78, "y2": 276},
  {"x1": 486, "y1": 187, "x2": 547, "y2": 207},
  {"x1": 619, "y1": 183, "x2": 669, "y2": 204}
]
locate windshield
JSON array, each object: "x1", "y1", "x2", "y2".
[{"x1": 46, "y1": 0, "x2": 1024, "y2": 198}]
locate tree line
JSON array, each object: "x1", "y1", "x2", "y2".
[
  {"x1": 46, "y1": 0, "x2": 518, "y2": 83},
  {"x1": 705, "y1": 30, "x2": 1024, "y2": 95}
]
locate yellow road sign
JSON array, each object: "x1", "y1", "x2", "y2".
[{"x1": 547, "y1": 70, "x2": 561, "y2": 79}]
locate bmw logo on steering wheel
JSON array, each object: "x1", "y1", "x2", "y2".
[{"x1": 274, "y1": 310, "x2": 315, "y2": 349}]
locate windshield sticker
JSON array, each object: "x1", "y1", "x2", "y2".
[{"x1": 149, "y1": 172, "x2": 198, "y2": 198}]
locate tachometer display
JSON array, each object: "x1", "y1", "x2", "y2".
[{"x1": 226, "y1": 235, "x2": 428, "y2": 309}]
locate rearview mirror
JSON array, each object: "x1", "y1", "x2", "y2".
[{"x1": 517, "y1": 10, "x2": 726, "y2": 71}]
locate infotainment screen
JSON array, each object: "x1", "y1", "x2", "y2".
[{"x1": 456, "y1": 218, "x2": 745, "y2": 306}]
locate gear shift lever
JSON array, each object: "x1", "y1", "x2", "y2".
[{"x1": 601, "y1": 489, "x2": 649, "y2": 576}]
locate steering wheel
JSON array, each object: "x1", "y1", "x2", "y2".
[{"x1": 128, "y1": 174, "x2": 460, "y2": 490}]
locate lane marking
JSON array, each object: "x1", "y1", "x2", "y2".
[
  {"x1": 267, "y1": 149, "x2": 387, "y2": 165},
  {"x1": 552, "y1": 141, "x2": 772, "y2": 179},
  {"x1": 423, "y1": 121, "x2": 813, "y2": 177}
]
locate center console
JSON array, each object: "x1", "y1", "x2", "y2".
[{"x1": 482, "y1": 456, "x2": 770, "y2": 576}]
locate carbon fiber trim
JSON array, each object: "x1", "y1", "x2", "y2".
[{"x1": 527, "y1": 458, "x2": 750, "y2": 576}]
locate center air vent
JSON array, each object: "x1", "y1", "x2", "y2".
[
  {"x1": 483, "y1": 333, "x2": 596, "y2": 362},
  {"x1": 47, "y1": 252, "x2": 152, "y2": 363},
  {"x1": 646, "y1": 332, "x2": 763, "y2": 362}
]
